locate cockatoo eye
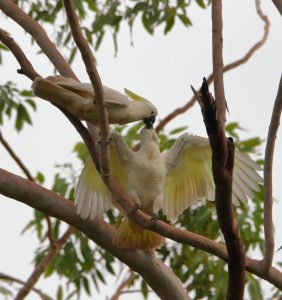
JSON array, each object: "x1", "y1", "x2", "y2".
[{"x1": 151, "y1": 111, "x2": 154, "y2": 114}]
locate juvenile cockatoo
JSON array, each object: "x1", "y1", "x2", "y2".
[
  {"x1": 75, "y1": 127, "x2": 263, "y2": 250},
  {"x1": 31, "y1": 76, "x2": 158, "y2": 125}
]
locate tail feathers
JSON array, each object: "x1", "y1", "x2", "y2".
[{"x1": 113, "y1": 218, "x2": 164, "y2": 250}]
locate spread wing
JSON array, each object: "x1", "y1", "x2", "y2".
[
  {"x1": 75, "y1": 131, "x2": 133, "y2": 220},
  {"x1": 163, "y1": 134, "x2": 214, "y2": 220},
  {"x1": 163, "y1": 133, "x2": 263, "y2": 220}
]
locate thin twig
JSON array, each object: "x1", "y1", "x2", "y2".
[
  {"x1": 155, "y1": 0, "x2": 270, "y2": 133},
  {"x1": 0, "y1": 29, "x2": 40, "y2": 80},
  {"x1": 62, "y1": 0, "x2": 110, "y2": 177},
  {"x1": 261, "y1": 74, "x2": 282, "y2": 272},
  {"x1": 14, "y1": 227, "x2": 74, "y2": 300},
  {"x1": 0, "y1": 273, "x2": 50, "y2": 300},
  {"x1": 0, "y1": 0, "x2": 77, "y2": 79},
  {"x1": 212, "y1": 0, "x2": 226, "y2": 128},
  {"x1": 0, "y1": 128, "x2": 56, "y2": 244},
  {"x1": 111, "y1": 270, "x2": 136, "y2": 300},
  {"x1": 0, "y1": 130, "x2": 34, "y2": 181}
]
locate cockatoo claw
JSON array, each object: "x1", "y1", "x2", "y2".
[
  {"x1": 151, "y1": 213, "x2": 158, "y2": 222},
  {"x1": 130, "y1": 203, "x2": 141, "y2": 214},
  {"x1": 97, "y1": 138, "x2": 112, "y2": 145}
]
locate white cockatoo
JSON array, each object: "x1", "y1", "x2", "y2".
[
  {"x1": 75, "y1": 127, "x2": 263, "y2": 250},
  {"x1": 31, "y1": 76, "x2": 158, "y2": 125}
]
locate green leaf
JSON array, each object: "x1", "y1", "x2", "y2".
[
  {"x1": 56, "y1": 285, "x2": 63, "y2": 300},
  {"x1": 195, "y1": 0, "x2": 206, "y2": 9},
  {"x1": 0, "y1": 43, "x2": 9, "y2": 51},
  {"x1": 35, "y1": 171, "x2": 45, "y2": 184},
  {"x1": 178, "y1": 14, "x2": 192, "y2": 27},
  {"x1": 142, "y1": 13, "x2": 154, "y2": 34},
  {"x1": 73, "y1": 142, "x2": 89, "y2": 162},
  {"x1": 82, "y1": 277, "x2": 91, "y2": 295},
  {"x1": 20, "y1": 90, "x2": 34, "y2": 97},
  {"x1": 52, "y1": 174, "x2": 69, "y2": 196},
  {"x1": 15, "y1": 104, "x2": 32, "y2": 131},
  {"x1": 25, "y1": 99, "x2": 37, "y2": 111},
  {"x1": 169, "y1": 126, "x2": 188, "y2": 135}
]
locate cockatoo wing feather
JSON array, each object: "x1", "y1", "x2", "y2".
[
  {"x1": 163, "y1": 134, "x2": 214, "y2": 220},
  {"x1": 163, "y1": 134, "x2": 262, "y2": 220},
  {"x1": 75, "y1": 134, "x2": 129, "y2": 220}
]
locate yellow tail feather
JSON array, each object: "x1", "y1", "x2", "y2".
[{"x1": 112, "y1": 217, "x2": 165, "y2": 250}]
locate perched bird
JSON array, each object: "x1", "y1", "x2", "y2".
[
  {"x1": 75, "y1": 127, "x2": 263, "y2": 250},
  {"x1": 31, "y1": 76, "x2": 158, "y2": 125}
]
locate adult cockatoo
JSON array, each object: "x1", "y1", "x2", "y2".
[
  {"x1": 75, "y1": 127, "x2": 262, "y2": 250},
  {"x1": 31, "y1": 76, "x2": 158, "y2": 125}
]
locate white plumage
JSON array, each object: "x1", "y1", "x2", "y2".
[
  {"x1": 32, "y1": 76, "x2": 158, "y2": 125},
  {"x1": 75, "y1": 127, "x2": 263, "y2": 249}
]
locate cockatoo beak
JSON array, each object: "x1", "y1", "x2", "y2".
[{"x1": 143, "y1": 116, "x2": 156, "y2": 129}]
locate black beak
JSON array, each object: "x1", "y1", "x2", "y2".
[{"x1": 143, "y1": 116, "x2": 156, "y2": 129}]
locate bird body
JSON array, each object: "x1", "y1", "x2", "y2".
[
  {"x1": 31, "y1": 76, "x2": 158, "y2": 125},
  {"x1": 75, "y1": 128, "x2": 263, "y2": 250}
]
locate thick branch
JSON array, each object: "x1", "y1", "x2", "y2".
[
  {"x1": 194, "y1": 79, "x2": 245, "y2": 299},
  {"x1": 0, "y1": 168, "x2": 189, "y2": 300},
  {"x1": 272, "y1": 0, "x2": 282, "y2": 15},
  {"x1": 156, "y1": 0, "x2": 269, "y2": 133},
  {"x1": 0, "y1": 273, "x2": 50, "y2": 300},
  {"x1": 1, "y1": 168, "x2": 282, "y2": 291},
  {"x1": 0, "y1": 0, "x2": 77, "y2": 79},
  {"x1": 261, "y1": 74, "x2": 282, "y2": 272},
  {"x1": 14, "y1": 227, "x2": 73, "y2": 300}
]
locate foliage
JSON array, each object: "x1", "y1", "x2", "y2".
[
  {"x1": 0, "y1": 82, "x2": 36, "y2": 131},
  {"x1": 1, "y1": 0, "x2": 209, "y2": 59}
]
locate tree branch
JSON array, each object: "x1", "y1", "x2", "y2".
[
  {"x1": 111, "y1": 270, "x2": 136, "y2": 300},
  {"x1": 0, "y1": 0, "x2": 77, "y2": 79},
  {"x1": 0, "y1": 127, "x2": 57, "y2": 246},
  {"x1": 0, "y1": 273, "x2": 50, "y2": 300},
  {"x1": 195, "y1": 79, "x2": 245, "y2": 297},
  {"x1": 155, "y1": 0, "x2": 270, "y2": 133},
  {"x1": 272, "y1": 0, "x2": 282, "y2": 15},
  {"x1": 62, "y1": 0, "x2": 110, "y2": 177},
  {"x1": 212, "y1": 0, "x2": 226, "y2": 128},
  {"x1": 1, "y1": 168, "x2": 282, "y2": 292},
  {"x1": 0, "y1": 168, "x2": 189, "y2": 300},
  {"x1": 0, "y1": 130, "x2": 34, "y2": 181},
  {"x1": 261, "y1": 74, "x2": 282, "y2": 272},
  {"x1": 14, "y1": 227, "x2": 73, "y2": 300},
  {"x1": 0, "y1": 29, "x2": 40, "y2": 80}
]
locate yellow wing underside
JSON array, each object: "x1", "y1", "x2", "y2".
[
  {"x1": 74, "y1": 143, "x2": 128, "y2": 220},
  {"x1": 163, "y1": 145, "x2": 214, "y2": 220}
]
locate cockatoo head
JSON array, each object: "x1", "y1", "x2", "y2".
[{"x1": 140, "y1": 127, "x2": 160, "y2": 146}]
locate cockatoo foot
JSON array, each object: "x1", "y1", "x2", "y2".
[
  {"x1": 97, "y1": 138, "x2": 112, "y2": 145},
  {"x1": 151, "y1": 213, "x2": 158, "y2": 222},
  {"x1": 130, "y1": 203, "x2": 141, "y2": 214}
]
